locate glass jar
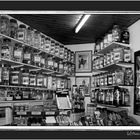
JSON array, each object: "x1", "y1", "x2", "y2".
[
  {"x1": 71, "y1": 65, "x2": 75, "y2": 75},
  {"x1": 71, "y1": 52, "x2": 75, "y2": 63},
  {"x1": 34, "y1": 30, "x2": 41, "y2": 49},
  {"x1": 64, "y1": 48, "x2": 68, "y2": 61},
  {"x1": 37, "y1": 73, "x2": 44, "y2": 87},
  {"x1": 103, "y1": 34, "x2": 108, "y2": 48},
  {"x1": 33, "y1": 53, "x2": 41, "y2": 67},
  {"x1": 54, "y1": 61, "x2": 58, "y2": 72},
  {"x1": 121, "y1": 28, "x2": 129, "y2": 44},
  {"x1": 55, "y1": 43, "x2": 60, "y2": 56},
  {"x1": 2, "y1": 64, "x2": 10, "y2": 85},
  {"x1": 112, "y1": 25, "x2": 121, "y2": 42},
  {"x1": 21, "y1": 69, "x2": 29, "y2": 86},
  {"x1": 17, "y1": 24, "x2": 27, "y2": 42},
  {"x1": 44, "y1": 37, "x2": 51, "y2": 53},
  {"x1": 26, "y1": 27, "x2": 34, "y2": 46},
  {"x1": 64, "y1": 63, "x2": 68, "y2": 74},
  {"x1": 59, "y1": 46, "x2": 65, "y2": 59},
  {"x1": 10, "y1": 68, "x2": 21, "y2": 85},
  {"x1": 43, "y1": 76, "x2": 48, "y2": 88},
  {"x1": 100, "y1": 39, "x2": 104, "y2": 50},
  {"x1": 13, "y1": 43, "x2": 23, "y2": 62},
  {"x1": 0, "y1": 38, "x2": 12, "y2": 60},
  {"x1": 59, "y1": 61, "x2": 64, "y2": 73},
  {"x1": 40, "y1": 35, "x2": 45, "y2": 50},
  {"x1": 9, "y1": 18, "x2": 18, "y2": 38},
  {"x1": 47, "y1": 57, "x2": 54, "y2": 70},
  {"x1": 68, "y1": 49, "x2": 71, "y2": 62},
  {"x1": 23, "y1": 46, "x2": 32, "y2": 64},
  {"x1": 50, "y1": 41, "x2": 55, "y2": 54},
  {"x1": 107, "y1": 30, "x2": 113, "y2": 44},
  {"x1": 0, "y1": 15, "x2": 10, "y2": 36},
  {"x1": 106, "y1": 53, "x2": 111, "y2": 65},
  {"x1": 29, "y1": 71, "x2": 36, "y2": 87},
  {"x1": 40, "y1": 55, "x2": 46, "y2": 68},
  {"x1": 107, "y1": 73, "x2": 113, "y2": 86}
]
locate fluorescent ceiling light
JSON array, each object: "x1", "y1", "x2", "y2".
[{"x1": 75, "y1": 14, "x2": 91, "y2": 33}]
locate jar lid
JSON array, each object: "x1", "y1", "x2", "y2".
[
  {"x1": 10, "y1": 19, "x2": 17, "y2": 23},
  {"x1": 19, "y1": 24, "x2": 26, "y2": 29}
]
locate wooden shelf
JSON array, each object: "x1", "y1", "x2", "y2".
[
  {"x1": 92, "y1": 85, "x2": 134, "y2": 89},
  {"x1": 0, "y1": 33, "x2": 75, "y2": 65},
  {"x1": 94, "y1": 42, "x2": 131, "y2": 56},
  {"x1": 0, "y1": 100, "x2": 44, "y2": 104},
  {"x1": 93, "y1": 61, "x2": 134, "y2": 72}
]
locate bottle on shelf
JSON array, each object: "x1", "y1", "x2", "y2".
[
  {"x1": 59, "y1": 61, "x2": 64, "y2": 73},
  {"x1": 0, "y1": 38, "x2": 13, "y2": 60},
  {"x1": 121, "y1": 28, "x2": 129, "y2": 44},
  {"x1": 112, "y1": 25, "x2": 121, "y2": 42},
  {"x1": 17, "y1": 24, "x2": 27, "y2": 42},
  {"x1": 23, "y1": 46, "x2": 32, "y2": 65},
  {"x1": 33, "y1": 51, "x2": 41, "y2": 67},
  {"x1": 13, "y1": 43, "x2": 23, "y2": 62},
  {"x1": 2, "y1": 64, "x2": 10, "y2": 85},
  {"x1": 21, "y1": 68, "x2": 29, "y2": 86},
  {"x1": 29, "y1": 71, "x2": 36, "y2": 87},
  {"x1": 0, "y1": 15, "x2": 10, "y2": 36},
  {"x1": 34, "y1": 30, "x2": 41, "y2": 49},
  {"x1": 9, "y1": 18, "x2": 18, "y2": 39},
  {"x1": 26, "y1": 27, "x2": 34, "y2": 46},
  {"x1": 113, "y1": 87, "x2": 121, "y2": 106},
  {"x1": 47, "y1": 56, "x2": 54, "y2": 70}
]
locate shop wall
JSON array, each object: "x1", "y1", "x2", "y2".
[
  {"x1": 66, "y1": 43, "x2": 95, "y2": 112},
  {"x1": 128, "y1": 19, "x2": 140, "y2": 123}
]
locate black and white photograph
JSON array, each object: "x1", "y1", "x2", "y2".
[{"x1": 1, "y1": 0, "x2": 140, "y2": 139}]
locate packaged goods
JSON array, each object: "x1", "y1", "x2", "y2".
[
  {"x1": 68, "y1": 49, "x2": 71, "y2": 62},
  {"x1": 34, "y1": 30, "x2": 41, "y2": 48},
  {"x1": 13, "y1": 43, "x2": 23, "y2": 62},
  {"x1": 71, "y1": 52, "x2": 75, "y2": 63},
  {"x1": 121, "y1": 28, "x2": 129, "y2": 44},
  {"x1": 107, "y1": 73, "x2": 113, "y2": 85},
  {"x1": 0, "y1": 38, "x2": 13, "y2": 60},
  {"x1": 17, "y1": 24, "x2": 27, "y2": 42},
  {"x1": 106, "y1": 53, "x2": 111, "y2": 65},
  {"x1": 48, "y1": 76, "x2": 52, "y2": 89},
  {"x1": 52, "y1": 77, "x2": 57, "y2": 90},
  {"x1": 64, "y1": 48, "x2": 68, "y2": 61},
  {"x1": 54, "y1": 61, "x2": 58, "y2": 72},
  {"x1": 0, "y1": 66, "x2": 2, "y2": 83},
  {"x1": 40, "y1": 55, "x2": 46, "y2": 68},
  {"x1": 0, "y1": 89, "x2": 6, "y2": 101},
  {"x1": 112, "y1": 25, "x2": 121, "y2": 42},
  {"x1": 40, "y1": 35, "x2": 45, "y2": 50},
  {"x1": 43, "y1": 76, "x2": 48, "y2": 87},
  {"x1": 110, "y1": 52, "x2": 114, "y2": 64},
  {"x1": 9, "y1": 19, "x2": 18, "y2": 38},
  {"x1": 22, "y1": 90, "x2": 30, "y2": 100},
  {"x1": 64, "y1": 63, "x2": 68, "y2": 74},
  {"x1": 0, "y1": 15, "x2": 10, "y2": 36},
  {"x1": 113, "y1": 48, "x2": 124, "y2": 63},
  {"x1": 99, "y1": 56, "x2": 104, "y2": 68}
]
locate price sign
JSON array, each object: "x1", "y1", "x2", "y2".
[{"x1": 31, "y1": 111, "x2": 41, "y2": 115}]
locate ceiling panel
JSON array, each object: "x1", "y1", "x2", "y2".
[{"x1": 10, "y1": 14, "x2": 140, "y2": 45}]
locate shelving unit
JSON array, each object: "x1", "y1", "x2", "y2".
[
  {"x1": 94, "y1": 42, "x2": 131, "y2": 56},
  {"x1": 92, "y1": 42, "x2": 134, "y2": 109}
]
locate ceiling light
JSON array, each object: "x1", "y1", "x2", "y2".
[{"x1": 75, "y1": 14, "x2": 91, "y2": 33}]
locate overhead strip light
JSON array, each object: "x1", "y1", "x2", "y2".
[{"x1": 75, "y1": 14, "x2": 91, "y2": 33}]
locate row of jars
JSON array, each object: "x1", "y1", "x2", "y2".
[
  {"x1": 93, "y1": 47, "x2": 132, "y2": 70},
  {"x1": 0, "y1": 38, "x2": 75, "y2": 75},
  {"x1": 91, "y1": 87, "x2": 130, "y2": 106},
  {"x1": 0, "y1": 65, "x2": 70, "y2": 89},
  {"x1": 92, "y1": 68, "x2": 133, "y2": 87},
  {"x1": 94, "y1": 25, "x2": 130, "y2": 54},
  {"x1": 0, "y1": 15, "x2": 75, "y2": 62}
]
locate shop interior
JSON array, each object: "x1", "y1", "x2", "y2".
[{"x1": 0, "y1": 13, "x2": 140, "y2": 126}]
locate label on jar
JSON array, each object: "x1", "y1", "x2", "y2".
[
  {"x1": 41, "y1": 58, "x2": 45, "y2": 65},
  {"x1": 45, "y1": 44, "x2": 51, "y2": 52},
  {"x1": 22, "y1": 76, "x2": 29, "y2": 85},
  {"x1": 114, "y1": 52, "x2": 121, "y2": 62},
  {"x1": 24, "y1": 53, "x2": 31, "y2": 60},
  {"x1": 11, "y1": 75, "x2": 19, "y2": 84},
  {"x1": 14, "y1": 50, "x2": 22, "y2": 58},
  {"x1": 34, "y1": 55, "x2": 40, "y2": 62},
  {"x1": 48, "y1": 60, "x2": 53, "y2": 66},
  {"x1": 37, "y1": 78, "x2": 43, "y2": 86},
  {"x1": 17, "y1": 31, "x2": 25, "y2": 41},
  {"x1": 59, "y1": 63, "x2": 63, "y2": 69},
  {"x1": 30, "y1": 78, "x2": 36, "y2": 86},
  {"x1": 108, "y1": 76, "x2": 113, "y2": 85},
  {"x1": 54, "y1": 62, "x2": 58, "y2": 68}
]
